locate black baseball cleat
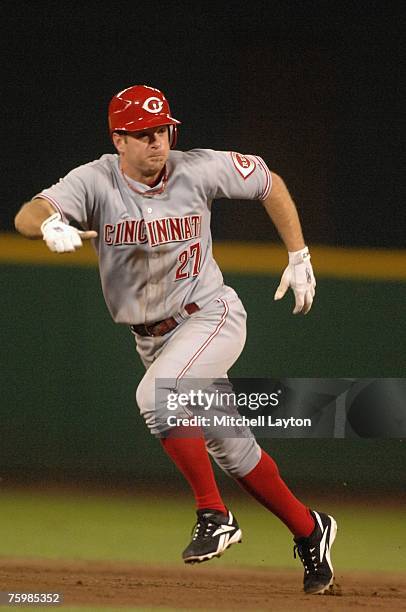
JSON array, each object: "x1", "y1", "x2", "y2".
[
  {"x1": 293, "y1": 510, "x2": 338, "y2": 595},
  {"x1": 182, "y1": 509, "x2": 242, "y2": 564}
]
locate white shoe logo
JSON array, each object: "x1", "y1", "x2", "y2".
[
  {"x1": 319, "y1": 527, "x2": 329, "y2": 563},
  {"x1": 212, "y1": 525, "x2": 235, "y2": 538}
]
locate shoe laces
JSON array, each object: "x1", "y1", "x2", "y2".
[
  {"x1": 293, "y1": 541, "x2": 318, "y2": 575},
  {"x1": 191, "y1": 512, "x2": 223, "y2": 540}
]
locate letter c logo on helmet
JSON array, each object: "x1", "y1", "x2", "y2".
[
  {"x1": 108, "y1": 85, "x2": 181, "y2": 148},
  {"x1": 142, "y1": 97, "x2": 164, "y2": 114}
]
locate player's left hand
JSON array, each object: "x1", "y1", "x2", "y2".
[{"x1": 274, "y1": 247, "x2": 316, "y2": 315}]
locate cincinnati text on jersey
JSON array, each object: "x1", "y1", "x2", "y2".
[{"x1": 104, "y1": 215, "x2": 202, "y2": 247}]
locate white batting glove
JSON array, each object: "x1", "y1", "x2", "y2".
[
  {"x1": 274, "y1": 246, "x2": 316, "y2": 315},
  {"x1": 40, "y1": 212, "x2": 97, "y2": 253}
]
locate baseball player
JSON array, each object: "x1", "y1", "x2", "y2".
[{"x1": 14, "y1": 85, "x2": 337, "y2": 595}]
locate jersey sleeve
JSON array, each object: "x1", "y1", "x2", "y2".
[
  {"x1": 201, "y1": 150, "x2": 273, "y2": 201},
  {"x1": 35, "y1": 164, "x2": 95, "y2": 229}
]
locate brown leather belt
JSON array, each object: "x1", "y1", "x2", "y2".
[{"x1": 131, "y1": 302, "x2": 200, "y2": 337}]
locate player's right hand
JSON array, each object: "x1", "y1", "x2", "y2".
[{"x1": 40, "y1": 212, "x2": 98, "y2": 253}]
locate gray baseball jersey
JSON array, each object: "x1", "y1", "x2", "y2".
[{"x1": 37, "y1": 149, "x2": 272, "y2": 324}]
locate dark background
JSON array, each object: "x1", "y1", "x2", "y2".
[{"x1": 1, "y1": 1, "x2": 404, "y2": 247}]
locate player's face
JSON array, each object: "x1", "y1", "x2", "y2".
[{"x1": 113, "y1": 126, "x2": 170, "y2": 185}]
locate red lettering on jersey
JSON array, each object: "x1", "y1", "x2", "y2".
[
  {"x1": 231, "y1": 151, "x2": 256, "y2": 179},
  {"x1": 104, "y1": 215, "x2": 202, "y2": 247},
  {"x1": 137, "y1": 220, "x2": 147, "y2": 243},
  {"x1": 191, "y1": 215, "x2": 202, "y2": 237},
  {"x1": 168, "y1": 217, "x2": 183, "y2": 241},
  {"x1": 104, "y1": 224, "x2": 115, "y2": 245},
  {"x1": 115, "y1": 222, "x2": 124, "y2": 245},
  {"x1": 155, "y1": 218, "x2": 169, "y2": 244},
  {"x1": 123, "y1": 220, "x2": 136, "y2": 244},
  {"x1": 183, "y1": 217, "x2": 192, "y2": 239},
  {"x1": 146, "y1": 221, "x2": 157, "y2": 246}
]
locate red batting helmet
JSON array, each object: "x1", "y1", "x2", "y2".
[{"x1": 108, "y1": 85, "x2": 181, "y2": 148}]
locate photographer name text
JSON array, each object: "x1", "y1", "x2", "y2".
[{"x1": 166, "y1": 415, "x2": 312, "y2": 429}]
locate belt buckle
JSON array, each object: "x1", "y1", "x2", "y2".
[{"x1": 144, "y1": 324, "x2": 155, "y2": 337}]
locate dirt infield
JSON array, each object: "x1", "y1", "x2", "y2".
[{"x1": 0, "y1": 558, "x2": 405, "y2": 610}]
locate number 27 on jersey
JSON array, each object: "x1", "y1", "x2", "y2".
[{"x1": 175, "y1": 242, "x2": 201, "y2": 280}]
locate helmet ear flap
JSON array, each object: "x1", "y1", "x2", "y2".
[{"x1": 168, "y1": 125, "x2": 178, "y2": 148}]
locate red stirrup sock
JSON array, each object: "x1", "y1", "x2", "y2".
[
  {"x1": 161, "y1": 427, "x2": 227, "y2": 515},
  {"x1": 237, "y1": 449, "x2": 315, "y2": 537}
]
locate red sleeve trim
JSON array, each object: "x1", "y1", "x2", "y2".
[{"x1": 255, "y1": 157, "x2": 273, "y2": 200}]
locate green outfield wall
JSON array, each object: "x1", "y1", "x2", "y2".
[{"x1": 0, "y1": 256, "x2": 405, "y2": 491}]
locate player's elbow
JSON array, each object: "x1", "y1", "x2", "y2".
[
  {"x1": 15, "y1": 198, "x2": 55, "y2": 238},
  {"x1": 14, "y1": 205, "x2": 30, "y2": 236},
  {"x1": 14, "y1": 206, "x2": 26, "y2": 234},
  {"x1": 14, "y1": 203, "x2": 40, "y2": 239}
]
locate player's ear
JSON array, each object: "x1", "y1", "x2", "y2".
[{"x1": 112, "y1": 132, "x2": 127, "y2": 153}]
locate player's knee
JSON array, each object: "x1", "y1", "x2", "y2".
[
  {"x1": 136, "y1": 377, "x2": 178, "y2": 435},
  {"x1": 135, "y1": 377, "x2": 158, "y2": 431},
  {"x1": 206, "y1": 438, "x2": 261, "y2": 478},
  {"x1": 136, "y1": 377, "x2": 151, "y2": 414}
]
